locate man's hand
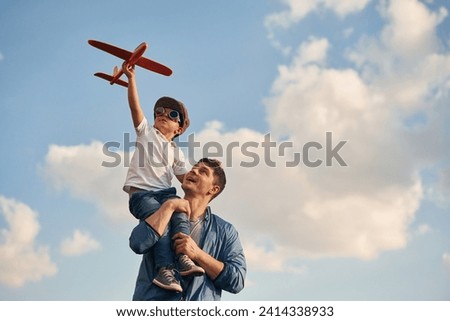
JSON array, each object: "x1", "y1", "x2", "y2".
[
  {"x1": 172, "y1": 232, "x2": 225, "y2": 280},
  {"x1": 172, "y1": 232, "x2": 199, "y2": 260}
]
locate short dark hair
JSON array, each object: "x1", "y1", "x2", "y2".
[{"x1": 197, "y1": 158, "x2": 226, "y2": 199}]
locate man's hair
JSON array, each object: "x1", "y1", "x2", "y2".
[{"x1": 197, "y1": 158, "x2": 226, "y2": 199}]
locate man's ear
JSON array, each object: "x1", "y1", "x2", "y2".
[{"x1": 208, "y1": 185, "x2": 220, "y2": 197}]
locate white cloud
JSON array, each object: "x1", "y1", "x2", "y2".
[
  {"x1": 266, "y1": 0, "x2": 371, "y2": 29},
  {"x1": 40, "y1": 0, "x2": 450, "y2": 274},
  {"x1": 192, "y1": 122, "x2": 423, "y2": 261},
  {"x1": 380, "y1": 0, "x2": 447, "y2": 60},
  {"x1": 265, "y1": 0, "x2": 371, "y2": 53},
  {"x1": 265, "y1": 0, "x2": 318, "y2": 30},
  {"x1": 349, "y1": 1, "x2": 450, "y2": 112},
  {"x1": 41, "y1": 141, "x2": 132, "y2": 225},
  {"x1": 323, "y1": 0, "x2": 372, "y2": 17},
  {"x1": 60, "y1": 229, "x2": 101, "y2": 257},
  {"x1": 0, "y1": 195, "x2": 57, "y2": 288},
  {"x1": 432, "y1": 166, "x2": 450, "y2": 207},
  {"x1": 443, "y1": 253, "x2": 450, "y2": 273},
  {"x1": 0, "y1": 52, "x2": 3, "y2": 61},
  {"x1": 243, "y1": 241, "x2": 307, "y2": 274},
  {"x1": 415, "y1": 224, "x2": 432, "y2": 236},
  {"x1": 196, "y1": 0, "x2": 448, "y2": 265},
  {"x1": 295, "y1": 37, "x2": 330, "y2": 66},
  {"x1": 343, "y1": 28, "x2": 354, "y2": 38}
]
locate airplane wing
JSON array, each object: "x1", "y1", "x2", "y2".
[
  {"x1": 136, "y1": 56, "x2": 172, "y2": 76},
  {"x1": 88, "y1": 40, "x2": 132, "y2": 61},
  {"x1": 88, "y1": 39, "x2": 172, "y2": 76},
  {"x1": 94, "y1": 72, "x2": 129, "y2": 87}
]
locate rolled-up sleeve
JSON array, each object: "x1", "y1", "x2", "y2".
[
  {"x1": 213, "y1": 227, "x2": 247, "y2": 294},
  {"x1": 129, "y1": 220, "x2": 160, "y2": 254}
]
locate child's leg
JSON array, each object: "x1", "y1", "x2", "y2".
[
  {"x1": 171, "y1": 212, "x2": 205, "y2": 277},
  {"x1": 128, "y1": 191, "x2": 161, "y2": 220},
  {"x1": 129, "y1": 193, "x2": 171, "y2": 269},
  {"x1": 148, "y1": 189, "x2": 183, "y2": 292},
  {"x1": 152, "y1": 228, "x2": 182, "y2": 292},
  {"x1": 152, "y1": 192, "x2": 183, "y2": 269},
  {"x1": 153, "y1": 229, "x2": 174, "y2": 269},
  {"x1": 170, "y1": 212, "x2": 190, "y2": 235},
  {"x1": 128, "y1": 191, "x2": 181, "y2": 291}
]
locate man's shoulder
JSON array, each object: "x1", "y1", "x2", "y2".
[
  {"x1": 206, "y1": 209, "x2": 242, "y2": 252},
  {"x1": 208, "y1": 209, "x2": 237, "y2": 233}
]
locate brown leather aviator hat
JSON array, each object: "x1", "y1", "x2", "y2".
[{"x1": 154, "y1": 96, "x2": 190, "y2": 137}]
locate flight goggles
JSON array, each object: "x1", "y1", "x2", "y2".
[{"x1": 154, "y1": 106, "x2": 182, "y2": 125}]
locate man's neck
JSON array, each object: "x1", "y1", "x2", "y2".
[{"x1": 185, "y1": 195, "x2": 208, "y2": 220}]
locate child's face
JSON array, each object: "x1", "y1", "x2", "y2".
[{"x1": 153, "y1": 107, "x2": 182, "y2": 140}]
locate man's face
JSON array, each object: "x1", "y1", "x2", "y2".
[{"x1": 182, "y1": 162, "x2": 219, "y2": 199}]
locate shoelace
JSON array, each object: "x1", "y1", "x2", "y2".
[
  {"x1": 160, "y1": 269, "x2": 177, "y2": 282},
  {"x1": 179, "y1": 255, "x2": 194, "y2": 268}
]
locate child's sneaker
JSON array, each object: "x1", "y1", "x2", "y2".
[
  {"x1": 178, "y1": 254, "x2": 205, "y2": 277},
  {"x1": 152, "y1": 267, "x2": 182, "y2": 292}
]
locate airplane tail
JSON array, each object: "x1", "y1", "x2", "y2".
[
  {"x1": 94, "y1": 72, "x2": 128, "y2": 88},
  {"x1": 113, "y1": 66, "x2": 120, "y2": 76}
]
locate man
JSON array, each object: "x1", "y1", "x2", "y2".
[{"x1": 129, "y1": 158, "x2": 247, "y2": 301}]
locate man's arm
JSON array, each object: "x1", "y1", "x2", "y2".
[
  {"x1": 211, "y1": 227, "x2": 246, "y2": 294},
  {"x1": 172, "y1": 233, "x2": 224, "y2": 280},
  {"x1": 173, "y1": 227, "x2": 246, "y2": 293},
  {"x1": 123, "y1": 62, "x2": 145, "y2": 128}
]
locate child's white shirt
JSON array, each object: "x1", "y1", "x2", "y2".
[{"x1": 123, "y1": 117, "x2": 188, "y2": 193}]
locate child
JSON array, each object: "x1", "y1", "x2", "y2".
[{"x1": 122, "y1": 62, "x2": 204, "y2": 292}]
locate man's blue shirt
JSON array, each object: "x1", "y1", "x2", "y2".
[{"x1": 129, "y1": 206, "x2": 246, "y2": 301}]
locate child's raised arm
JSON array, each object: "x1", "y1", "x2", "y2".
[{"x1": 123, "y1": 62, "x2": 145, "y2": 128}]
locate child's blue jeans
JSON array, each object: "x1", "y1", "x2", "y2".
[{"x1": 128, "y1": 187, "x2": 189, "y2": 270}]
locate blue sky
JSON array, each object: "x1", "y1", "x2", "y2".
[{"x1": 1, "y1": 0, "x2": 450, "y2": 301}]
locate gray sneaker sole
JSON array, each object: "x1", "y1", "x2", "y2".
[
  {"x1": 152, "y1": 278, "x2": 182, "y2": 292},
  {"x1": 179, "y1": 267, "x2": 205, "y2": 277}
]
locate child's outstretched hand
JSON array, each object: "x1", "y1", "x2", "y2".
[{"x1": 122, "y1": 62, "x2": 135, "y2": 79}]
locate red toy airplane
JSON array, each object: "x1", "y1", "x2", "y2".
[{"x1": 88, "y1": 39, "x2": 172, "y2": 87}]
